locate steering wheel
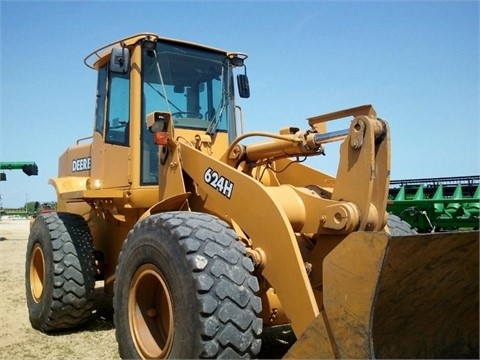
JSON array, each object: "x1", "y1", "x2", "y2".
[{"x1": 172, "y1": 111, "x2": 203, "y2": 119}]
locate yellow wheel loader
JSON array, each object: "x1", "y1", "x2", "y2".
[{"x1": 25, "y1": 33, "x2": 478, "y2": 359}]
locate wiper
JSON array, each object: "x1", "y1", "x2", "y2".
[
  {"x1": 206, "y1": 63, "x2": 229, "y2": 135},
  {"x1": 147, "y1": 50, "x2": 183, "y2": 114},
  {"x1": 206, "y1": 96, "x2": 226, "y2": 135}
]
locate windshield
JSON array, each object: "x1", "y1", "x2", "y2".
[{"x1": 142, "y1": 41, "x2": 234, "y2": 133}]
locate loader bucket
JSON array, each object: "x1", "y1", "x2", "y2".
[{"x1": 286, "y1": 231, "x2": 479, "y2": 359}]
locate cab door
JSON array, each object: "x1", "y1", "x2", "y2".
[{"x1": 90, "y1": 63, "x2": 130, "y2": 189}]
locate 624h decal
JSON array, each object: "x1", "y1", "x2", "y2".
[{"x1": 204, "y1": 168, "x2": 234, "y2": 199}]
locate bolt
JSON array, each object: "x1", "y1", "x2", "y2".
[{"x1": 269, "y1": 308, "x2": 278, "y2": 322}]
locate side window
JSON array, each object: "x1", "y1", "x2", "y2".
[
  {"x1": 94, "y1": 66, "x2": 107, "y2": 134},
  {"x1": 106, "y1": 72, "x2": 130, "y2": 145}
]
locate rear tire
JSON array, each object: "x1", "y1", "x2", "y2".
[
  {"x1": 114, "y1": 211, "x2": 262, "y2": 359},
  {"x1": 387, "y1": 214, "x2": 417, "y2": 236},
  {"x1": 25, "y1": 212, "x2": 96, "y2": 331}
]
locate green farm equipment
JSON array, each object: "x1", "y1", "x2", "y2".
[
  {"x1": 388, "y1": 175, "x2": 479, "y2": 232},
  {"x1": 0, "y1": 162, "x2": 39, "y2": 180}
]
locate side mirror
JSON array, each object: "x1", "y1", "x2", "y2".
[
  {"x1": 110, "y1": 46, "x2": 130, "y2": 73},
  {"x1": 237, "y1": 74, "x2": 250, "y2": 98}
]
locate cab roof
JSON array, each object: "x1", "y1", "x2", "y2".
[{"x1": 83, "y1": 32, "x2": 242, "y2": 70}]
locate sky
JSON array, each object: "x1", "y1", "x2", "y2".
[{"x1": 0, "y1": 0, "x2": 478, "y2": 208}]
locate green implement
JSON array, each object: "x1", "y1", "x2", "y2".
[
  {"x1": 388, "y1": 175, "x2": 479, "y2": 232},
  {"x1": 0, "y1": 162, "x2": 39, "y2": 180}
]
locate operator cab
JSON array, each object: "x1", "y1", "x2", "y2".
[{"x1": 84, "y1": 33, "x2": 249, "y2": 193}]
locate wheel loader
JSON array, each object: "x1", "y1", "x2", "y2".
[{"x1": 25, "y1": 33, "x2": 479, "y2": 359}]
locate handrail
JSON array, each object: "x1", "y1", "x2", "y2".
[
  {"x1": 83, "y1": 32, "x2": 157, "y2": 69},
  {"x1": 76, "y1": 136, "x2": 93, "y2": 144}
]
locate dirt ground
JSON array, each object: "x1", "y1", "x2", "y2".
[
  {"x1": 0, "y1": 218, "x2": 294, "y2": 359},
  {"x1": 0, "y1": 218, "x2": 119, "y2": 359}
]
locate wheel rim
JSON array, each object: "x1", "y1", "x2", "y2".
[
  {"x1": 30, "y1": 243, "x2": 45, "y2": 302},
  {"x1": 129, "y1": 264, "x2": 174, "y2": 359}
]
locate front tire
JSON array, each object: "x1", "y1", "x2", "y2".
[
  {"x1": 114, "y1": 212, "x2": 262, "y2": 359},
  {"x1": 25, "y1": 212, "x2": 96, "y2": 331}
]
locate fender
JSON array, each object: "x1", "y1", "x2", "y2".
[
  {"x1": 138, "y1": 192, "x2": 191, "y2": 222},
  {"x1": 48, "y1": 176, "x2": 90, "y2": 199}
]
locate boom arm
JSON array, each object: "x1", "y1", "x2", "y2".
[
  {"x1": 179, "y1": 142, "x2": 319, "y2": 336},
  {"x1": 222, "y1": 105, "x2": 390, "y2": 232},
  {"x1": 166, "y1": 105, "x2": 390, "y2": 338}
]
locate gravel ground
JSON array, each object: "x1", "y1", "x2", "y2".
[{"x1": 0, "y1": 218, "x2": 294, "y2": 359}]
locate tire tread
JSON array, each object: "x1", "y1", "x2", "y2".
[
  {"x1": 115, "y1": 211, "x2": 262, "y2": 359},
  {"x1": 27, "y1": 212, "x2": 95, "y2": 332}
]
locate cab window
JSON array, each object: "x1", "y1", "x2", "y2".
[
  {"x1": 106, "y1": 71, "x2": 130, "y2": 146},
  {"x1": 94, "y1": 66, "x2": 107, "y2": 134}
]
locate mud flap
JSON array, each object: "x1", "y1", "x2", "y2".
[{"x1": 285, "y1": 231, "x2": 479, "y2": 359}]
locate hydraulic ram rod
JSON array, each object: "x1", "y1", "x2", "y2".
[
  {"x1": 313, "y1": 129, "x2": 349, "y2": 145},
  {"x1": 234, "y1": 128, "x2": 350, "y2": 163}
]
